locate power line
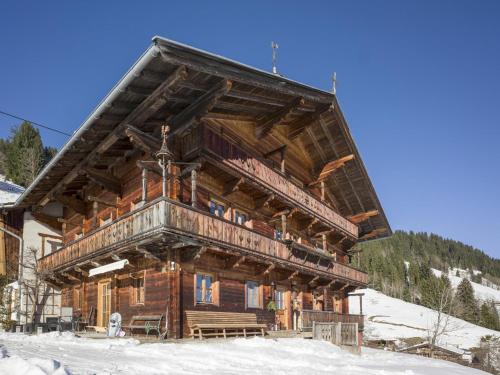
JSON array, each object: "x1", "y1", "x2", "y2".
[{"x1": 0, "y1": 110, "x2": 72, "y2": 137}]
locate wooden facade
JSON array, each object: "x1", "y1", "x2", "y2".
[{"x1": 17, "y1": 37, "x2": 390, "y2": 338}]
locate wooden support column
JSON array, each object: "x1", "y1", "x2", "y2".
[
  {"x1": 191, "y1": 169, "x2": 197, "y2": 208},
  {"x1": 322, "y1": 234, "x2": 327, "y2": 251},
  {"x1": 320, "y1": 181, "x2": 325, "y2": 202},
  {"x1": 280, "y1": 147, "x2": 286, "y2": 174},
  {"x1": 92, "y1": 201, "x2": 98, "y2": 229},
  {"x1": 281, "y1": 214, "x2": 287, "y2": 239},
  {"x1": 141, "y1": 168, "x2": 148, "y2": 203},
  {"x1": 166, "y1": 249, "x2": 182, "y2": 338},
  {"x1": 167, "y1": 161, "x2": 172, "y2": 198}
]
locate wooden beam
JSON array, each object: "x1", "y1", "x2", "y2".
[
  {"x1": 125, "y1": 125, "x2": 161, "y2": 155},
  {"x1": 170, "y1": 79, "x2": 232, "y2": 135},
  {"x1": 272, "y1": 209, "x2": 290, "y2": 218},
  {"x1": 348, "y1": 210, "x2": 379, "y2": 224},
  {"x1": 193, "y1": 246, "x2": 208, "y2": 261},
  {"x1": 87, "y1": 195, "x2": 117, "y2": 208},
  {"x1": 83, "y1": 168, "x2": 121, "y2": 195},
  {"x1": 227, "y1": 255, "x2": 246, "y2": 269},
  {"x1": 255, "y1": 194, "x2": 275, "y2": 210},
  {"x1": 288, "y1": 103, "x2": 332, "y2": 140},
  {"x1": 56, "y1": 194, "x2": 87, "y2": 215},
  {"x1": 308, "y1": 275, "x2": 320, "y2": 286},
  {"x1": 172, "y1": 240, "x2": 199, "y2": 249},
  {"x1": 257, "y1": 263, "x2": 275, "y2": 278},
  {"x1": 90, "y1": 261, "x2": 101, "y2": 267},
  {"x1": 360, "y1": 227, "x2": 387, "y2": 240},
  {"x1": 136, "y1": 246, "x2": 160, "y2": 261},
  {"x1": 60, "y1": 272, "x2": 81, "y2": 283},
  {"x1": 313, "y1": 229, "x2": 333, "y2": 237},
  {"x1": 223, "y1": 177, "x2": 245, "y2": 196},
  {"x1": 137, "y1": 160, "x2": 162, "y2": 175},
  {"x1": 255, "y1": 97, "x2": 304, "y2": 139},
  {"x1": 38, "y1": 65, "x2": 187, "y2": 206},
  {"x1": 263, "y1": 145, "x2": 287, "y2": 159},
  {"x1": 74, "y1": 266, "x2": 89, "y2": 277},
  {"x1": 287, "y1": 270, "x2": 299, "y2": 280},
  {"x1": 312, "y1": 154, "x2": 355, "y2": 184}
]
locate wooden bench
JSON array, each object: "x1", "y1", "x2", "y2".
[
  {"x1": 185, "y1": 311, "x2": 267, "y2": 340},
  {"x1": 123, "y1": 315, "x2": 163, "y2": 338}
]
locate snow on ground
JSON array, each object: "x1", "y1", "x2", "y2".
[
  {"x1": 0, "y1": 331, "x2": 488, "y2": 375},
  {"x1": 350, "y1": 288, "x2": 499, "y2": 349},
  {"x1": 432, "y1": 268, "x2": 500, "y2": 303}
]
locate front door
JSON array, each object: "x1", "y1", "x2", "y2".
[
  {"x1": 274, "y1": 288, "x2": 292, "y2": 330},
  {"x1": 97, "y1": 280, "x2": 111, "y2": 327}
]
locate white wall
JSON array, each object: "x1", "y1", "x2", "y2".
[{"x1": 20, "y1": 202, "x2": 64, "y2": 324}]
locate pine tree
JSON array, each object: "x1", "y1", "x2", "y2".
[
  {"x1": 455, "y1": 279, "x2": 480, "y2": 324},
  {"x1": 1, "y1": 122, "x2": 55, "y2": 187},
  {"x1": 480, "y1": 302, "x2": 495, "y2": 329}
]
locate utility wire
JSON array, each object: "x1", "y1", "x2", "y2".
[{"x1": 0, "y1": 109, "x2": 72, "y2": 137}]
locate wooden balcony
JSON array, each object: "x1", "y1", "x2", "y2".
[
  {"x1": 38, "y1": 198, "x2": 367, "y2": 286},
  {"x1": 201, "y1": 128, "x2": 358, "y2": 238}
]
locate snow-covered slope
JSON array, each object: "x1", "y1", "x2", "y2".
[
  {"x1": 349, "y1": 288, "x2": 498, "y2": 349},
  {"x1": 0, "y1": 331, "x2": 488, "y2": 374},
  {"x1": 432, "y1": 268, "x2": 500, "y2": 303}
]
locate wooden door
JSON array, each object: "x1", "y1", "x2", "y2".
[
  {"x1": 275, "y1": 288, "x2": 292, "y2": 330},
  {"x1": 97, "y1": 280, "x2": 111, "y2": 327}
]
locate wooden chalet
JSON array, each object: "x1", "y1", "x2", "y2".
[{"x1": 15, "y1": 37, "x2": 391, "y2": 338}]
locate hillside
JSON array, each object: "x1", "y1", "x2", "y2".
[
  {"x1": 349, "y1": 288, "x2": 498, "y2": 349},
  {"x1": 355, "y1": 230, "x2": 500, "y2": 289}
]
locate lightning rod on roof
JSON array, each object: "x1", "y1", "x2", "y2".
[
  {"x1": 271, "y1": 41, "x2": 279, "y2": 75},
  {"x1": 331, "y1": 72, "x2": 337, "y2": 95}
]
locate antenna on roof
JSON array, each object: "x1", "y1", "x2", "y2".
[
  {"x1": 331, "y1": 72, "x2": 337, "y2": 95},
  {"x1": 271, "y1": 41, "x2": 279, "y2": 75}
]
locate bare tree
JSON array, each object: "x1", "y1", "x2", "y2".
[
  {"x1": 425, "y1": 276, "x2": 462, "y2": 357},
  {"x1": 21, "y1": 147, "x2": 42, "y2": 187},
  {"x1": 19, "y1": 246, "x2": 54, "y2": 324}
]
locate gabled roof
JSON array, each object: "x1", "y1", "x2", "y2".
[{"x1": 15, "y1": 36, "x2": 391, "y2": 240}]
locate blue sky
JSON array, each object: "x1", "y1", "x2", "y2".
[{"x1": 1, "y1": 1, "x2": 499, "y2": 257}]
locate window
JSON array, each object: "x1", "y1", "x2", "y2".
[
  {"x1": 195, "y1": 273, "x2": 216, "y2": 304},
  {"x1": 274, "y1": 289, "x2": 285, "y2": 310},
  {"x1": 209, "y1": 200, "x2": 225, "y2": 218},
  {"x1": 131, "y1": 273, "x2": 145, "y2": 305},
  {"x1": 274, "y1": 229, "x2": 283, "y2": 240},
  {"x1": 246, "y1": 281, "x2": 262, "y2": 309},
  {"x1": 234, "y1": 210, "x2": 247, "y2": 226},
  {"x1": 75, "y1": 287, "x2": 83, "y2": 310}
]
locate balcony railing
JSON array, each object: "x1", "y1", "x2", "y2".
[
  {"x1": 300, "y1": 309, "x2": 364, "y2": 331},
  {"x1": 202, "y1": 128, "x2": 358, "y2": 238},
  {"x1": 38, "y1": 198, "x2": 367, "y2": 285}
]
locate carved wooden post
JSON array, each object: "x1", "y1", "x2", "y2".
[
  {"x1": 191, "y1": 169, "x2": 197, "y2": 208},
  {"x1": 161, "y1": 163, "x2": 167, "y2": 197},
  {"x1": 166, "y1": 160, "x2": 172, "y2": 198},
  {"x1": 92, "y1": 201, "x2": 98, "y2": 229},
  {"x1": 280, "y1": 147, "x2": 286, "y2": 174},
  {"x1": 141, "y1": 168, "x2": 148, "y2": 203},
  {"x1": 322, "y1": 234, "x2": 327, "y2": 251},
  {"x1": 281, "y1": 214, "x2": 287, "y2": 239},
  {"x1": 320, "y1": 181, "x2": 325, "y2": 202}
]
